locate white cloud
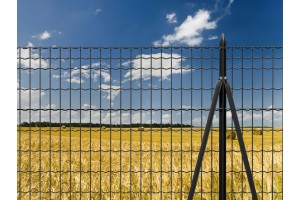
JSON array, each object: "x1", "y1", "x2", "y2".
[
  {"x1": 123, "y1": 53, "x2": 190, "y2": 82},
  {"x1": 52, "y1": 75, "x2": 60, "y2": 79},
  {"x1": 18, "y1": 45, "x2": 49, "y2": 69},
  {"x1": 100, "y1": 84, "x2": 121, "y2": 101},
  {"x1": 52, "y1": 62, "x2": 111, "y2": 84},
  {"x1": 166, "y1": 12, "x2": 177, "y2": 24},
  {"x1": 66, "y1": 77, "x2": 85, "y2": 84},
  {"x1": 96, "y1": 111, "x2": 150, "y2": 124},
  {"x1": 226, "y1": 106, "x2": 282, "y2": 126},
  {"x1": 162, "y1": 114, "x2": 171, "y2": 123},
  {"x1": 225, "y1": 0, "x2": 234, "y2": 14},
  {"x1": 154, "y1": 9, "x2": 217, "y2": 46},
  {"x1": 208, "y1": 35, "x2": 218, "y2": 40},
  {"x1": 17, "y1": 88, "x2": 45, "y2": 109},
  {"x1": 95, "y1": 8, "x2": 102, "y2": 15},
  {"x1": 39, "y1": 31, "x2": 51, "y2": 40},
  {"x1": 27, "y1": 42, "x2": 34, "y2": 47},
  {"x1": 92, "y1": 69, "x2": 111, "y2": 83}
]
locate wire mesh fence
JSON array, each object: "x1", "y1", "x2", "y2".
[{"x1": 17, "y1": 46, "x2": 283, "y2": 199}]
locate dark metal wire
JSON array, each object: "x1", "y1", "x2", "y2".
[
  {"x1": 200, "y1": 47, "x2": 203, "y2": 200},
  {"x1": 272, "y1": 47, "x2": 275, "y2": 200},
  {"x1": 170, "y1": 47, "x2": 173, "y2": 199},
  {"x1": 160, "y1": 47, "x2": 163, "y2": 200},
  {"x1": 59, "y1": 47, "x2": 62, "y2": 200},
  {"x1": 89, "y1": 47, "x2": 92, "y2": 199},
  {"x1": 262, "y1": 48, "x2": 264, "y2": 200},
  {"x1": 18, "y1": 46, "x2": 21, "y2": 200},
  {"x1": 150, "y1": 46, "x2": 153, "y2": 200},
  {"x1": 231, "y1": 47, "x2": 234, "y2": 200},
  {"x1": 49, "y1": 47, "x2": 52, "y2": 199},
  {"x1": 69, "y1": 47, "x2": 72, "y2": 199},
  {"x1": 140, "y1": 47, "x2": 143, "y2": 200},
  {"x1": 109, "y1": 47, "x2": 112, "y2": 200},
  {"x1": 190, "y1": 47, "x2": 194, "y2": 197},
  {"x1": 119, "y1": 47, "x2": 122, "y2": 200},
  {"x1": 180, "y1": 47, "x2": 183, "y2": 199},
  {"x1": 29, "y1": 47, "x2": 32, "y2": 200},
  {"x1": 242, "y1": 47, "x2": 244, "y2": 198},
  {"x1": 129, "y1": 47, "x2": 133, "y2": 200},
  {"x1": 99, "y1": 46, "x2": 103, "y2": 199},
  {"x1": 79, "y1": 47, "x2": 82, "y2": 200},
  {"x1": 210, "y1": 47, "x2": 213, "y2": 199}
]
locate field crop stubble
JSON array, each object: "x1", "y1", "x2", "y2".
[{"x1": 18, "y1": 127, "x2": 282, "y2": 199}]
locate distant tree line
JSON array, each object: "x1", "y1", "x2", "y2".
[{"x1": 18, "y1": 122, "x2": 194, "y2": 128}]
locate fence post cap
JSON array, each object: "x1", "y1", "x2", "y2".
[{"x1": 220, "y1": 33, "x2": 226, "y2": 47}]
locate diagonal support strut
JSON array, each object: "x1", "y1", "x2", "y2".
[
  {"x1": 224, "y1": 80, "x2": 258, "y2": 200},
  {"x1": 188, "y1": 78, "x2": 258, "y2": 200},
  {"x1": 188, "y1": 79, "x2": 223, "y2": 200}
]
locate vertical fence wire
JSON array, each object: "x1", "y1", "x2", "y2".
[
  {"x1": 18, "y1": 46, "x2": 21, "y2": 199},
  {"x1": 231, "y1": 46, "x2": 236, "y2": 198},
  {"x1": 69, "y1": 47, "x2": 72, "y2": 199},
  {"x1": 180, "y1": 47, "x2": 183, "y2": 199},
  {"x1": 59, "y1": 47, "x2": 62, "y2": 200},
  {"x1": 39, "y1": 47, "x2": 42, "y2": 200},
  {"x1": 150, "y1": 47, "x2": 153, "y2": 200},
  {"x1": 241, "y1": 47, "x2": 244, "y2": 199},
  {"x1": 262, "y1": 48, "x2": 264, "y2": 199},
  {"x1": 210, "y1": 47, "x2": 213, "y2": 199},
  {"x1": 99, "y1": 47, "x2": 102, "y2": 199},
  {"x1": 29, "y1": 46, "x2": 32, "y2": 200}
]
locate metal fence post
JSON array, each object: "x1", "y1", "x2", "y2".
[{"x1": 219, "y1": 33, "x2": 227, "y2": 200}]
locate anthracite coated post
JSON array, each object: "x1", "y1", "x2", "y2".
[
  {"x1": 219, "y1": 34, "x2": 227, "y2": 200},
  {"x1": 188, "y1": 34, "x2": 257, "y2": 199}
]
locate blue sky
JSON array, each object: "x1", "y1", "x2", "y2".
[
  {"x1": 17, "y1": 0, "x2": 283, "y2": 127},
  {"x1": 18, "y1": 0, "x2": 282, "y2": 46}
]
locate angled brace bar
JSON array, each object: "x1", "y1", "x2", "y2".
[
  {"x1": 188, "y1": 79, "x2": 223, "y2": 200},
  {"x1": 224, "y1": 80, "x2": 258, "y2": 200}
]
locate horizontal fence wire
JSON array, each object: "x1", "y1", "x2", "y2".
[{"x1": 17, "y1": 46, "x2": 283, "y2": 199}]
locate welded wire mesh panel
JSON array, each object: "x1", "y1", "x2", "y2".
[
  {"x1": 225, "y1": 47, "x2": 283, "y2": 199},
  {"x1": 17, "y1": 46, "x2": 282, "y2": 199}
]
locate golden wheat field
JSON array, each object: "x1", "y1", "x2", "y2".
[{"x1": 17, "y1": 127, "x2": 282, "y2": 200}]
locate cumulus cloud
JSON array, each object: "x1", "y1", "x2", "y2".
[
  {"x1": 99, "y1": 112, "x2": 150, "y2": 124},
  {"x1": 154, "y1": 9, "x2": 217, "y2": 46},
  {"x1": 66, "y1": 77, "x2": 85, "y2": 84},
  {"x1": 18, "y1": 43, "x2": 49, "y2": 69},
  {"x1": 52, "y1": 62, "x2": 111, "y2": 84},
  {"x1": 183, "y1": 105, "x2": 282, "y2": 127},
  {"x1": 226, "y1": 106, "x2": 282, "y2": 126},
  {"x1": 162, "y1": 114, "x2": 171, "y2": 123},
  {"x1": 123, "y1": 53, "x2": 190, "y2": 82},
  {"x1": 92, "y1": 68, "x2": 111, "y2": 83},
  {"x1": 17, "y1": 88, "x2": 45, "y2": 109},
  {"x1": 27, "y1": 42, "x2": 34, "y2": 47},
  {"x1": 166, "y1": 12, "x2": 177, "y2": 24},
  {"x1": 38, "y1": 31, "x2": 51, "y2": 40},
  {"x1": 100, "y1": 84, "x2": 121, "y2": 101},
  {"x1": 70, "y1": 106, "x2": 151, "y2": 124}
]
